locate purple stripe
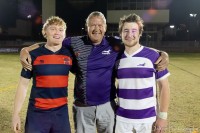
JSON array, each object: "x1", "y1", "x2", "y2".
[
  {"x1": 116, "y1": 106, "x2": 156, "y2": 119},
  {"x1": 156, "y1": 69, "x2": 169, "y2": 79},
  {"x1": 117, "y1": 87, "x2": 153, "y2": 99},
  {"x1": 117, "y1": 68, "x2": 154, "y2": 79}
]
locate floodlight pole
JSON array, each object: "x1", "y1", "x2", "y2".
[{"x1": 189, "y1": 13, "x2": 197, "y2": 41}]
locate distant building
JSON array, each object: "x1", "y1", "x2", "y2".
[{"x1": 106, "y1": 0, "x2": 170, "y2": 42}]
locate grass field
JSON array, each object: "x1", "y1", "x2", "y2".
[{"x1": 0, "y1": 53, "x2": 200, "y2": 133}]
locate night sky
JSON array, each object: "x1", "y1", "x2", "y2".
[
  {"x1": 169, "y1": 0, "x2": 200, "y2": 25},
  {"x1": 0, "y1": 0, "x2": 18, "y2": 27},
  {"x1": 56, "y1": 0, "x2": 107, "y2": 35},
  {"x1": 0, "y1": 0, "x2": 41, "y2": 27},
  {"x1": 0, "y1": 0, "x2": 200, "y2": 35}
]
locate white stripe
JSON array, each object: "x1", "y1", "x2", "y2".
[
  {"x1": 118, "y1": 76, "x2": 156, "y2": 89},
  {"x1": 116, "y1": 115, "x2": 156, "y2": 123},
  {"x1": 124, "y1": 46, "x2": 144, "y2": 57},
  {"x1": 118, "y1": 57, "x2": 154, "y2": 69},
  {"x1": 118, "y1": 97, "x2": 157, "y2": 110}
]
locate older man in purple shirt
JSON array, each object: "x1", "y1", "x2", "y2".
[{"x1": 20, "y1": 11, "x2": 169, "y2": 133}]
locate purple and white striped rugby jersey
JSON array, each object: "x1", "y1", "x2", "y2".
[{"x1": 116, "y1": 46, "x2": 170, "y2": 123}]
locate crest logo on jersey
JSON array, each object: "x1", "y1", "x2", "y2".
[
  {"x1": 39, "y1": 60, "x2": 44, "y2": 64},
  {"x1": 102, "y1": 49, "x2": 111, "y2": 55},
  {"x1": 64, "y1": 58, "x2": 71, "y2": 65},
  {"x1": 137, "y1": 63, "x2": 145, "y2": 66}
]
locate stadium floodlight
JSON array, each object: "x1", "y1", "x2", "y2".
[
  {"x1": 189, "y1": 13, "x2": 197, "y2": 17},
  {"x1": 27, "y1": 15, "x2": 32, "y2": 19},
  {"x1": 170, "y1": 25, "x2": 175, "y2": 29}
]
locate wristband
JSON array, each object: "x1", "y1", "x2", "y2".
[{"x1": 158, "y1": 112, "x2": 168, "y2": 120}]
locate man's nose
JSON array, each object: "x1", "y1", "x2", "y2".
[
  {"x1": 127, "y1": 31, "x2": 133, "y2": 36},
  {"x1": 94, "y1": 25, "x2": 100, "y2": 30},
  {"x1": 55, "y1": 29, "x2": 60, "y2": 34}
]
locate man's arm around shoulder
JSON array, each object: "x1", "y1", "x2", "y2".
[{"x1": 20, "y1": 42, "x2": 45, "y2": 71}]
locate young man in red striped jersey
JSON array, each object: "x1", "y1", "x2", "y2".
[{"x1": 12, "y1": 16, "x2": 72, "y2": 133}]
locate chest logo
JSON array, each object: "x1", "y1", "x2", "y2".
[
  {"x1": 39, "y1": 60, "x2": 44, "y2": 64},
  {"x1": 64, "y1": 58, "x2": 71, "y2": 65},
  {"x1": 137, "y1": 63, "x2": 145, "y2": 66},
  {"x1": 102, "y1": 49, "x2": 111, "y2": 55}
]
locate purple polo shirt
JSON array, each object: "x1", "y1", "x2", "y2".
[{"x1": 63, "y1": 36, "x2": 120, "y2": 106}]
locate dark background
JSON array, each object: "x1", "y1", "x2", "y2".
[{"x1": 0, "y1": 0, "x2": 200, "y2": 40}]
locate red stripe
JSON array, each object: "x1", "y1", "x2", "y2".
[
  {"x1": 34, "y1": 55, "x2": 72, "y2": 65},
  {"x1": 36, "y1": 75, "x2": 68, "y2": 88},
  {"x1": 35, "y1": 97, "x2": 67, "y2": 109}
]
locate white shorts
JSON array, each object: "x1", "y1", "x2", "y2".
[{"x1": 115, "y1": 120, "x2": 153, "y2": 133}]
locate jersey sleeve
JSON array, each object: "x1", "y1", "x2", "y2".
[
  {"x1": 155, "y1": 69, "x2": 170, "y2": 81},
  {"x1": 21, "y1": 51, "x2": 34, "y2": 79},
  {"x1": 147, "y1": 48, "x2": 170, "y2": 81},
  {"x1": 21, "y1": 68, "x2": 32, "y2": 79}
]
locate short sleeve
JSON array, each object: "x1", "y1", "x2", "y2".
[{"x1": 21, "y1": 68, "x2": 32, "y2": 79}]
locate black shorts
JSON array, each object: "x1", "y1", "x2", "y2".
[{"x1": 25, "y1": 105, "x2": 71, "y2": 133}]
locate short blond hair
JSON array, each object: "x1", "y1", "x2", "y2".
[{"x1": 42, "y1": 16, "x2": 67, "y2": 38}]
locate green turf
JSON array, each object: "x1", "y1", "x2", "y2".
[{"x1": 0, "y1": 53, "x2": 199, "y2": 133}]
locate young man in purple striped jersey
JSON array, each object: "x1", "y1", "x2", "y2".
[{"x1": 115, "y1": 14, "x2": 170, "y2": 133}]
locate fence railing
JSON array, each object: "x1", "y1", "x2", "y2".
[
  {"x1": 0, "y1": 41, "x2": 35, "y2": 53},
  {"x1": 142, "y1": 41, "x2": 200, "y2": 52},
  {"x1": 0, "y1": 40, "x2": 200, "y2": 53}
]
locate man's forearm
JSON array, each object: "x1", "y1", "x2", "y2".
[
  {"x1": 13, "y1": 77, "x2": 29, "y2": 116},
  {"x1": 158, "y1": 80, "x2": 170, "y2": 112},
  {"x1": 23, "y1": 42, "x2": 45, "y2": 52},
  {"x1": 149, "y1": 47, "x2": 168, "y2": 55},
  {"x1": 160, "y1": 88, "x2": 170, "y2": 112}
]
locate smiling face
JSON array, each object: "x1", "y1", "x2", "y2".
[
  {"x1": 45, "y1": 24, "x2": 66, "y2": 45},
  {"x1": 86, "y1": 13, "x2": 107, "y2": 45},
  {"x1": 121, "y1": 22, "x2": 140, "y2": 48},
  {"x1": 42, "y1": 16, "x2": 66, "y2": 46},
  {"x1": 118, "y1": 14, "x2": 144, "y2": 49}
]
